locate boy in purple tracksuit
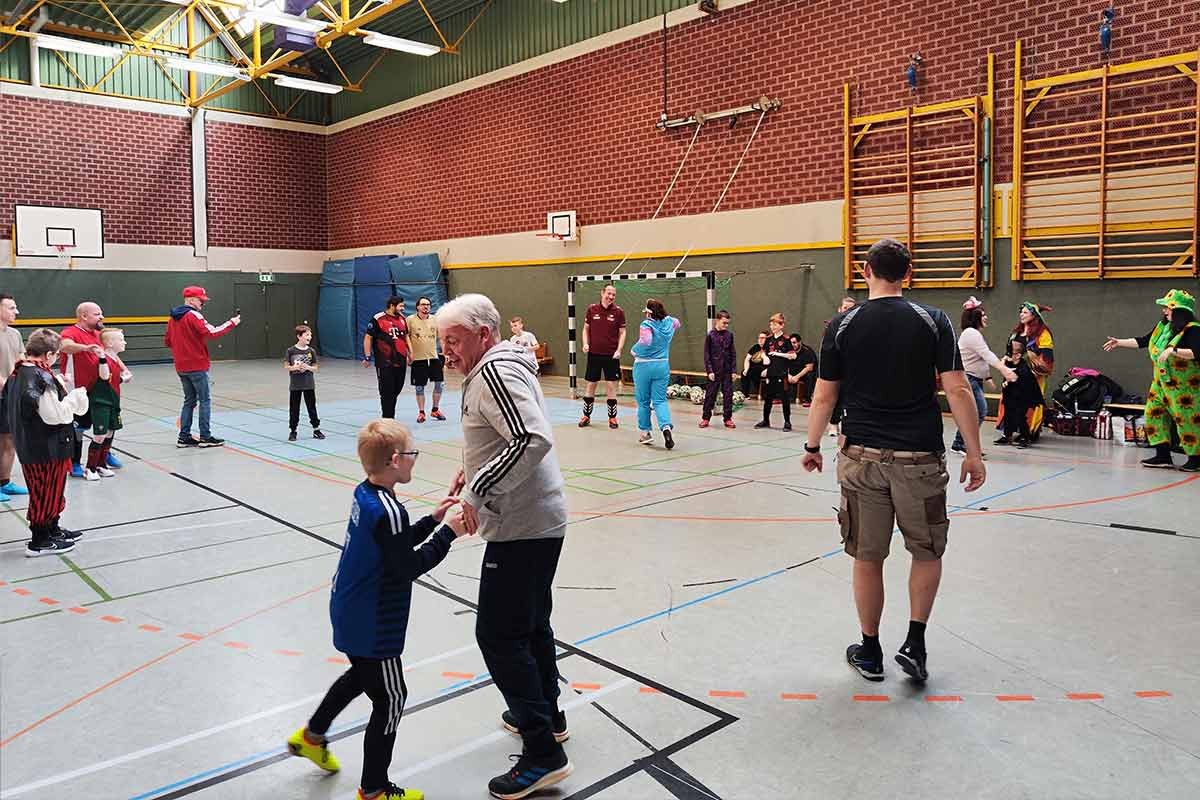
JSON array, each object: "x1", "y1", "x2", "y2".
[{"x1": 700, "y1": 310, "x2": 738, "y2": 429}]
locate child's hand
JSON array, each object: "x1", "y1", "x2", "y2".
[
  {"x1": 431, "y1": 496, "x2": 461, "y2": 523},
  {"x1": 445, "y1": 510, "x2": 472, "y2": 538}
]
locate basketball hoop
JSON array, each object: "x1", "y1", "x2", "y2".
[
  {"x1": 53, "y1": 244, "x2": 75, "y2": 268},
  {"x1": 536, "y1": 232, "x2": 567, "y2": 244}
]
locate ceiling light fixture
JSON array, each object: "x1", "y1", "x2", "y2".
[
  {"x1": 247, "y1": 8, "x2": 328, "y2": 33},
  {"x1": 164, "y1": 56, "x2": 250, "y2": 80},
  {"x1": 35, "y1": 33, "x2": 123, "y2": 59},
  {"x1": 361, "y1": 31, "x2": 441, "y2": 56},
  {"x1": 274, "y1": 75, "x2": 344, "y2": 94}
]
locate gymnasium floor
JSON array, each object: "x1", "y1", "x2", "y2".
[{"x1": 1, "y1": 358, "x2": 1198, "y2": 799}]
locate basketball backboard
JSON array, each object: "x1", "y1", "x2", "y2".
[
  {"x1": 14, "y1": 205, "x2": 104, "y2": 258},
  {"x1": 546, "y1": 210, "x2": 577, "y2": 242}
]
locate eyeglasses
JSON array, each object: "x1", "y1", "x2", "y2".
[{"x1": 395, "y1": 450, "x2": 420, "y2": 458}]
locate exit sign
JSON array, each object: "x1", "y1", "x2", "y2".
[{"x1": 258, "y1": 271, "x2": 275, "y2": 283}]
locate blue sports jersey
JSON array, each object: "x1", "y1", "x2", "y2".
[{"x1": 330, "y1": 480, "x2": 455, "y2": 658}]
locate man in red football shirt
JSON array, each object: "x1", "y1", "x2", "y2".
[
  {"x1": 58, "y1": 302, "x2": 106, "y2": 477},
  {"x1": 362, "y1": 296, "x2": 410, "y2": 419}
]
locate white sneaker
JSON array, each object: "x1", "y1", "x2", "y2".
[
  {"x1": 96, "y1": 466, "x2": 116, "y2": 478},
  {"x1": 83, "y1": 469, "x2": 100, "y2": 482}
]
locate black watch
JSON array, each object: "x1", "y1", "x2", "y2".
[{"x1": 804, "y1": 443, "x2": 821, "y2": 454}]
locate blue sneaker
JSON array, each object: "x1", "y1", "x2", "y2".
[
  {"x1": 70, "y1": 463, "x2": 85, "y2": 479},
  {"x1": 1, "y1": 482, "x2": 28, "y2": 495},
  {"x1": 105, "y1": 453, "x2": 123, "y2": 469},
  {"x1": 488, "y1": 749, "x2": 572, "y2": 800}
]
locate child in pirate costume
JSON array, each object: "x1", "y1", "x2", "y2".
[
  {"x1": 83, "y1": 328, "x2": 131, "y2": 480},
  {"x1": 1103, "y1": 289, "x2": 1200, "y2": 472},
  {"x1": 2, "y1": 328, "x2": 89, "y2": 556}
]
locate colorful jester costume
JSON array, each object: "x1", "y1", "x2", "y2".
[{"x1": 1143, "y1": 290, "x2": 1200, "y2": 456}]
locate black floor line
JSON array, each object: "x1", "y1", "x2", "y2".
[
  {"x1": 1109, "y1": 522, "x2": 1178, "y2": 536},
  {"x1": 135, "y1": 459, "x2": 739, "y2": 800},
  {"x1": 570, "y1": 479, "x2": 752, "y2": 528},
  {"x1": 681, "y1": 578, "x2": 736, "y2": 588},
  {"x1": 80, "y1": 504, "x2": 241, "y2": 533},
  {"x1": 786, "y1": 556, "x2": 821, "y2": 570},
  {"x1": 557, "y1": 585, "x2": 617, "y2": 590}
]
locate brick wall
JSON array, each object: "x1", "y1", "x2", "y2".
[
  {"x1": 327, "y1": 0, "x2": 1199, "y2": 250},
  {"x1": 0, "y1": 94, "x2": 192, "y2": 246},
  {"x1": 206, "y1": 122, "x2": 327, "y2": 251}
]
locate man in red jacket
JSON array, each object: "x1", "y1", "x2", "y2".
[{"x1": 164, "y1": 286, "x2": 240, "y2": 448}]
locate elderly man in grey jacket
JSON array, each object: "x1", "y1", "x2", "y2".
[{"x1": 438, "y1": 293, "x2": 572, "y2": 800}]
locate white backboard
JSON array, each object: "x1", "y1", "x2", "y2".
[
  {"x1": 14, "y1": 205, "x2": 105, "y2": 258},
  {"x1": 547, "y1": 210, "x2": 577, "y2": 242}
]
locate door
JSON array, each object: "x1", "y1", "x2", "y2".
[
  {"x1": 233, "y1": 283, "x2": 268, "y2": 360},
  {"x1": 266, "y1": 284, "x2": 296, "y2": 358}
]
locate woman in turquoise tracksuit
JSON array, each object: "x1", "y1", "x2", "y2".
[{"x1": 631, "y1": 299, "x2": 680, "y2": 449}]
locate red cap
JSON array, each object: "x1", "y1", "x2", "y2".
[{"x1": 183, "y1": 286, "x2": 209, "y2": 301}]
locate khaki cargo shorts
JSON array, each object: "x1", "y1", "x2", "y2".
[{"x1": 836, "y1": 444, "x2": 950, "y2": 562}]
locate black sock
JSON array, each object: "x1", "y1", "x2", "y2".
[
  {"x1": 904, "y1": 621, "x2": 927, "y2": 654},
  {"x1": 583, "y1": 397, "x2": 595, "y2": 416},
  {"x1": 0, "y1": 479, "x2": 8, "y2": 487},
  {"x1": 861, "y1": 633, "x2": 882, "y2": 658},
  {"x1": 607, "y1": 399, "x2": 618, "y2": 418}
]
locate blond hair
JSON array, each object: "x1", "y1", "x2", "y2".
[
  {"x1": 769, "y1": 312, "x2": 786, "y2": 326},
  {"x1": 100, "y1": 327, "x2": 124, "y2": 345},
  {"x1": 357, "y1": 419, "x2": 411, "y2": 474}
]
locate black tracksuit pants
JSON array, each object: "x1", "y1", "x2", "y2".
[
  {"x1": 761, "y1": 376, "x2": 791, "y2": 424},
  {"x1": 476, "y1": 537, "x2": 565, "y2": 757},
  {"x1": 376, "y1": 365, "x2": 407, "y2": 419}
]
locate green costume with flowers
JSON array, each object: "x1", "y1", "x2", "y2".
[{"x1": 1144, "y1": 290, "x2": 1200, "y2": 456}]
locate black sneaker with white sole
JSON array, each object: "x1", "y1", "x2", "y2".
[
  {"x1": 662, "y1": 428, "x2": 674, "y2": 450},
  {"x1": 197, "y1": 435, "x2": 225, "y2": 448},
  {"x1": 26, "y1": 536, "x2": 75, "y2": 557},
  {"x1": 895, "y1": 644, "x2": 929, "y2": 682},
  {"x1": 54, "y1": 526, "x2": 84, "y2": 541},
  {"x1": 846, "y1": 643, "x2": 885, "y2": 681},
  {"x1": 501, "y1": 710, "x2": 569, "y2": 743},
  {"x1": 176, "y1": 436, "x2": 199, "y2": 448},
  {"x1": 488, "y1": 749, "x2": 572, "y2": 800}
]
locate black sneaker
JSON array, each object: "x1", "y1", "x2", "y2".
[
  {"x1": 895, "y1": 644, "x2": 929, "y2": 683},
  {"x1": 1015, "y1": 437, "x2": 1031, "y2": 449},
  {"x1": 197, "y1": 436, "x2": 225, "y2": 448},
  {"x1": 288, "y1": 431, "x2": 297, "y2": 442},
  {"x1": 176, "y1": 436, "x2": 199, "y2": 448},
  {"x1": 26, "y1": 537, "x2": 75, "y2": 557},
  {"x1": 501, "y1": 710, "x2": 569, "y2": 743},
  {"x1": 754, "y1": 421, "x2": 770, "y2": 429},
  {"x1": 313, "y1": 430, "x2": 326, "y2": 440},
  {"x1": 488, "y1": 749, "x2": 572, "y2": 800},
  {"x1": 662, "y1": 428, "x2": 674, "y2": 450},
  {"x1": 950, "y1": 441, "x2": 966, "y2": 454},
  {"x1": 782, "y1": 422, "x2": 792, "y2": 432},
  {"x1": 1141, "y1": 453, "x2": 1175, "y2": 468},
  {"x1": 846, "y1": 643, "x2": 884, "y2": 682},
  {"x1": 1179, "y1": 456, "x2": 1200, "y2": 472},
  {"x1": 993, "y1": 436, "x2": 1011, "y2": 446},
  {"x1": 55, "y1": 526, "x2": 84, "y2": 541}
]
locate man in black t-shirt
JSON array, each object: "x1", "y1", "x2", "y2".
[
  {"x1": 801, "y1": 239, "x2": 985, "y2": 686},
  {"x1": 787, "y1": 333, "x2": 818, "y2": 405},
  {"x1": 362, "y1": 296, "x2": 409, "y2": 419}
]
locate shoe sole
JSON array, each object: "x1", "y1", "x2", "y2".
[
  {"x1": 1141, "y1": 462, "x2": 1176, "y2": 469},
  {"x1": 639, "y1": 438, "x2": 653, "y2": 446},
  {"x1": 848, "y1": 662, "x2": 885, "y2": 682},
  {"x1": 489, "y1": 762, "x2": 573, "y2": 800},
  {"x1": 663, "y1": 431, "x2": 674, "y2": 449},
  {"x1": 197, "y1": 442, "x2": 224, "y2": 448},
  {"x1": 895, "y1": 652, "x2": 929, "y2": 683},
  {"x1": 176, "y1": 443, "x2": 197, "y2": 448},
  {"x1": 501, "y1": 720, "x2": 570, "y2": 743},
  {"x1": 26, "y1": 544, "x2": 74, "y2": 557}
]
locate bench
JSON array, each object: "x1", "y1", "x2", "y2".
[
  {"x1": 534, "y1": 343, "x2": 553, "y2": 372},
  {"x1": 618, "y1": 365, "x2": 709, "y2": 386},
  {"x1": 1105, "y1": 402, "x2": 1144, "y2": 415},
  {"x1": 937, "y1": 389, "x2": 1002, "y2": 421}
]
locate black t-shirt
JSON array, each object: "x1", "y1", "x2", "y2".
[
  {"x1": 762, "y1": 334, "x2": 793, "y2": 378},
  {"x1": 286, "y1": 346, "x2": 317, "y2": 391},
  {"x1": 819, "y1": 296, "x2": 962, "y2": 452},
  {"x1": 790, "y1": 344, "x2": 817, "y2": 376}
]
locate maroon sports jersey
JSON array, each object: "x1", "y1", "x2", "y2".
[{"x1": 585, "y1": 303, "x2": 626, "y2": 357}]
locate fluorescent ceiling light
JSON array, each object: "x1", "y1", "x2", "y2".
[
  {"x1": 361, "y1": 31, "x2": 440, "y2": 56},
  {"x1": 274, "y1": 75, "x2": 343, "y2": 94},
  {"x1": 35, "y1": 33, "x2": 123, "y2": 59},
  {"x1": 164, "y1": 56, "x2": 249, "y2": 80},
  {"x1": 247, "y1": 8, "x2": 328, "y2": 33}
]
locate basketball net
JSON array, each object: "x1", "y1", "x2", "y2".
[{"x1": 53, "y1": 244, "x2": 74, "y2": 268}]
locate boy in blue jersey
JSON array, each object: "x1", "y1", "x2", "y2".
[{"x1": 286, "y1": 418, "x2": 469, "y2": 800}]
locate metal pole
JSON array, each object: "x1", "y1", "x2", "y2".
[{"x1": 567, "y1": 276, "x2": 577, "y2": 398}]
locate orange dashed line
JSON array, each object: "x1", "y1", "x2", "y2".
[
  {"x1": 68, "y1": 607, "x2": 89, "y2": 614},
  {"x1": 275, "y1": 649, "x2": 303, "y2": 657},
  {"x1": 1136, "y1": 690, "x2": 1171, "y2": 698},
  {"x1": 639, "y1": 687, "x2": 661, "y2": 694},
  {"x1": 1067, "y1": 693, "x2": 1104, "y2": 700},
  {"x1": 0, "y1": 580, "x2": 8, "y2": 586},
  {"x1": 709, "y1": 690, "x2": 745, "y2": 698},
  {"x1": 781, "y1": 693, "x2": 817, "y2": 701},
  {"x1": 179, "y1": 633, "x2": 203, "y2": 641},
  {"x1": 442, "y1": 671, "x2": 475, "y2": 679},
  {"x1": 327, "y1": 657, "x2": 350, "y2": 665},
  {"x1": 997, "y1": 695, "x2": 1035, "y2": 702},
  {"x1": 138, "y1": 625, "x2": 163, "y2": 633},
  {"x1": 925, "y1": 695, "x2": 963, "y2": 702},
  {"x1": 38, "y1": 598, "x2": 59, "y2": 605},
  {"x1": 12, "y1": 588, "x2": 31, "y2": 596},
  {"x1": 571, "y1": 683, "x2": 603, "y2": 690},
  {"x1": 853, "y1": 695, "x2": 889, "y2": 702},
  {"x1": 100, "y1": 615, "x2": 123, "y2": 623},
  {"x1": 223, "y1": 641, "x2": 249, "y2": 649}
]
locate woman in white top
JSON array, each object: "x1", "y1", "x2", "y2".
[{"x1": 952, "y1": 297, "x2": 1016, "y2": 454}]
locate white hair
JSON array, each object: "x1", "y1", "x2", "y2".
[{"x1": 436, "y1": 293, "x2": 501, "y2": 341}]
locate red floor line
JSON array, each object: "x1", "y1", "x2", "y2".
[
  {"x1": 853, "y1": 695, "x2": 889, "y2": 702},
  {"x1": 997, "y1": 695, "x2": 1035, "y2": 702},
  {"x1": 925, "y1": 695, "x2": 963, "y2": 702},
  {"x1": 781, "y1": 693, "x2": 818, "y2": 700},
  {"x1": 571, "y1": 683, "x2": 603, "y2": 690},
  {"x1": 100, "y1": 615, "x2": 123, "y2": 623},
  {"x1": 1067, "y1": 693, "x2": 1104, "y2": 700},
  {"x1": 709, "y1": 690, "x2": 746, "y2": 698},
  {"x1": 1135, "y1": 690, "x2": 1171, "y2": 698}
]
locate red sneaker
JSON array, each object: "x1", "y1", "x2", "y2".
[
  {"x1": 724, "y1": 420, "x2": 736, "y2": 429},
  {"x1": 431, "y1": 409, "x2": 446, "y2": 421},
  {"x1": 699, "y1": 419, "x2": 710, "y2": 428},
  {"x1": 608, "y1": 418, "x2": 619, "y2": 429},
  {"x1": 416, "y1": 412, "x2": 426, "y2": 424},
  {"x1": 578, "y1": 416, "x2": 591, "y2": 428}
]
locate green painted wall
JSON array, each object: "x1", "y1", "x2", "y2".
[
  {"x1": 447, "y1": 242, "x2": 1184, "y2": 402},
  {"x1": 0, "y1": 269, "x2": 320, "y2": 364}
]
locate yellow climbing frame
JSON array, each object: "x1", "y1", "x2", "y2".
[{"x1": 1012, "y1": 41, "x2": 1200, "y2": 281}]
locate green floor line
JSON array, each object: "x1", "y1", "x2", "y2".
[
  {"x1": 59, "y1": 555, "x2": 113, "y2": 601},
  {"x1": 0, "y1": 608, "x2": 62, "y2": 625},
  {"x1": 82, "y1": 551, "x2": 337, "y2": 606}
]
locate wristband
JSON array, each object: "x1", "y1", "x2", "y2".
[
  {"x1": 98, "y1": 357, "x2": 108, "y2": 364},
  {"x1": 804, "y1": 443, "x2": 821, "y2": 454}
]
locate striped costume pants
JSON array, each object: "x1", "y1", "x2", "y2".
[
  {"x1": 24, "y1": 458, "x2": 71, "y2": 530},
  {"x1": 308, "y1": 655, "x2": 407, "y2": 793}
]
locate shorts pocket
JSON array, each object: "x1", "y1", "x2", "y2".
[
  {"x1": 838, "y1": 490, "x2": 857, "y2": 553},
  {"x1": 924, "y1": 492, "x2": 948, "y2": 526}
]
